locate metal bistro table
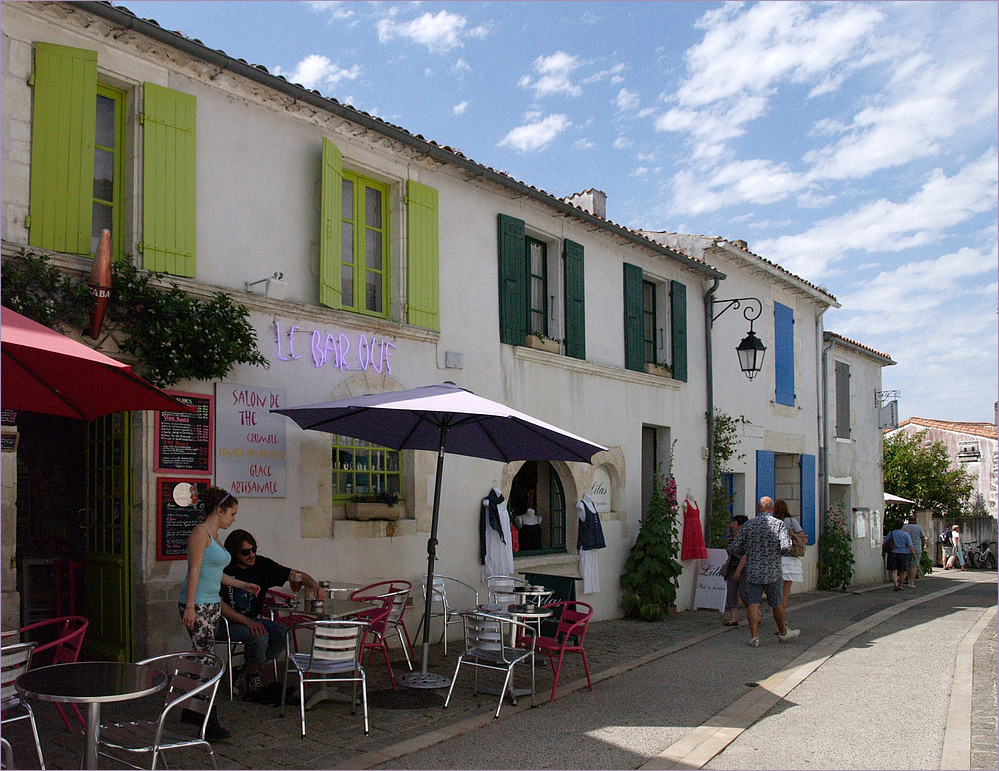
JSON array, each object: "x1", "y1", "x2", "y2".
[
  {"x1": 16, "y1": 661, "x2": 167, "y2": 770},
  {"x1": 474, "y1": 604, "x2": 551, "y2": 701}
]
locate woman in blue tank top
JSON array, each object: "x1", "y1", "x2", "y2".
[{"x1": 177, "y1": 486, "x2": 258, "y2": 740}]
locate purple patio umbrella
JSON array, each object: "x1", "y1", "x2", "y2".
[{"x1": 272, "y1": 381, "x2": 606, "y2": 688}]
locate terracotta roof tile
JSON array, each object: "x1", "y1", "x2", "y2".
[
  {"x1": 823, "y1": 332, "x2": 894, "y2": 363},
  {"x1": 897, "y1": 418, "x2": 998, "y2": 440}
]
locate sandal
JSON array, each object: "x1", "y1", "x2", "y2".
[{"x1": 723, "y1": 620, "x2": 739, "y2": 627}]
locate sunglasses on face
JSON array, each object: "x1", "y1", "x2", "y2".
[{"x1": 240, "y1": 546, "x2": 257, "y2": 557}]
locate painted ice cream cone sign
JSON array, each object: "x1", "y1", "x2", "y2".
[{"x1": 87, "y1": 229, "x2": 113, "y2": 339}]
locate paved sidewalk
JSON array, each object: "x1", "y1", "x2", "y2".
[{"x1": 6, "y1": 570, "x2": 996, "y2": 770}]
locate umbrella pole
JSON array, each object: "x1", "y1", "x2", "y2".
[{"x1": 399, "y1": 427, "x2": 452, "y2": 689}]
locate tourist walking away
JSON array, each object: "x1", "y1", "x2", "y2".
[
  {"x1": 178, "y1": 488, "x2": 259, "y2": 740},
  {"x1": 946, "y1": 524, "x2": 966, "y2": 570},
  {"x1": 773, "y1": 499, "x2": 804, "y2": 615},
  {"x1": 723, "y1": 515, "x2": 749, "y2": 626},
  {"x1": 902, "y1": 513, "x2": 925, "y2": 587},
  {"x1": 940, "y1": 525, "x2": 954, "y2": 568},
  {"x1": 221, "y1": 529, "x2": 326, "y2": 697},
  {"x1": 730, "y1": 497, "x2": 799, "y2": 647},
  {"x1": 883, "y1": 519, "x2": 917, "y2": 591}
]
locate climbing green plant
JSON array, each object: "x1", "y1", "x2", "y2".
[
  {"x1": 817, "y1": 504, "x2": 855, "y2": 591},
  {"x1": 707, "y1": 409, "x2": 749, "y2": 549},
  {"x1": 2, "y1": 252, "x2": 268, "y2": 387},
  {"x1": 621, "y1": 449, "x2": 683, "y2": 621}
]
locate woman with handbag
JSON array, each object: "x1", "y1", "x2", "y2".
[
  {"x1": 722, "y1": 515, "x2": 749, "y2": 626},
  {"x1": 774, "y1": 500, "x2": 804, "y2": 616},
  {"x1": 883, "y1": 518, "x2": 917, "y2": 591}
]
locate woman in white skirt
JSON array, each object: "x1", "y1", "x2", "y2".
[{"x1": 774, "y1": 499, "x2": 803, "y2": 614}]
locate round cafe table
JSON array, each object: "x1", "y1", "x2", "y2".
[{"x1": 16, "y1": 661, "x2": 167, "y2": 770}]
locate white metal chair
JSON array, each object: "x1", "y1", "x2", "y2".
[
  {"x1": 97, "y1": 651, "x2": 225, "y2": 770},
  {"x1": 213, "y1": 615, "x2": 246, "y2": 700},
  {"x1": 1, "y1": 641, "x2": 45, "y2": 770},
  {"x1": 485, "y1": 574, "x2": 531, "y2": 605},
  {"x1": 443, "y1": 611, "x2": 535, "y2": 719},
  {"x1": 414, "y1": 575, "x2": 479, "y2": 656},
  {"x1": 280, "y1": 619, "x2": 370, "y2": 737}
]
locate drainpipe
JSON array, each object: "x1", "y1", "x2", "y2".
[
  {"x1": 704, "y1": 277, "x2": 721, "y2": 536},
  {"x1": 819, "y1": 318, "x2": 835, "y2": 530}
]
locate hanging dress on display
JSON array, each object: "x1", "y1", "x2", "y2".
[
  {"x1": 680, "y1": 497, "x2": 708, "y2": 561},
  {"x1": 577, "y1": 494, "x2": 606, "y2": 594},
  {"x1": 481, "y1": 488, "x2": 514, "y2": 583},
  {"x1": 517, "y1": 509, "x2": 543, "y2": 551}
]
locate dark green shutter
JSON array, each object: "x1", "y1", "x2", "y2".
[
  {"x1": 670, "y1": 280, "x2": 687, "y2": 382},
  {"x1": 405, "y1": 180, "x2": 439, "y2": 330},
  {"x1": 141, "y1": 83, "x2": 197, "y2": 276},
  {"x1": 29, "y1": 43, "x2": 97, "y2": 255},
  {"x1": 623, "y1": 263, "x2": 644, "y2": 372},
  {"x1": 563, "y1": 239, "x2": 585, "y2": 360},
  {"x1": 319, "y1": 137, "x2": 343, "y2": 309},
  {"x1": 497, "y1": 214, "x2": 528, "y2": 345}
]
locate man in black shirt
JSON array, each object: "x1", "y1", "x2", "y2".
[{"x1": 221, "y1": 529, "x2": 325, "y2": 695}]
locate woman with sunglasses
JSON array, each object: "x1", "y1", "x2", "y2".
[
  {"x1": 177, "y1": 486, "x2": 259, "y2": 740},
  {"x1": 220, "y1": 529, "x2": 325, "y2": 698}
]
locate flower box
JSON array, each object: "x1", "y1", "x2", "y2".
[
  {"x1": 344, "y1": 502, "x2": 406, "y2": 521},
  {"x1": 524, "y1": 334, "x2": 560, "y2": 353},
  {"x1": 644, "y1": 362, "x2": 672, "y2": 378}
]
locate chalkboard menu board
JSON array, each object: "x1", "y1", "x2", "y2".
[
  {"x1": 155, "y1": 392, "x2": 213, "y2": 474},
  {"x1": 157, "y1": 477, "x2": 211, "y2": 560}
]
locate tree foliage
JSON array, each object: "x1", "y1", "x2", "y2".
[
  {"x1": 707, "y1": 410, "x2": 749, "y2": 549},
  {"x1": 621, "y1": 456, "x2": 683, "y2": 621},
  {"x1": 883, "y1": 430, "x2": 974, "y2": 521}
]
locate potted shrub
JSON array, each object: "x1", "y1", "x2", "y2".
[
  {"x1": 523, "y1": 332, "x2": 561, "y2": 354},
  {"x1": 344, "y1": 491, "x2": 406, "y2": 521}
]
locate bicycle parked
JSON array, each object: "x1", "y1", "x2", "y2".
[
  {"x1": 970, "y1": 541, "x2": 997, "y2": 571},
  {"x1": 962, "y1": 541, "x2": 980, "y2": 569}
]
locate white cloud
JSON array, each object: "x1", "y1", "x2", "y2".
[
  {"x1": 613, "y1": 136, "x2": 632, "y2": 149},
  {"x1": 452, "y1": 101, "x2": 468, "y2": 116},
  {"x1": 498, "y1": 114, "x2": 570, "y2": 153},
  {"x1": 574, "y1": 137, "x2": 595, "y2": 150},
  {"x1": 307, "y1": 1, "x2": 355, "y2": 22},
  {"x1": 377, "y1": 10, "x2": 475, "y2": 53},
  {"x1": 754, "y1": 150, "x2": 999, "y2": 279},
  {"x1": 519, "y1": 51, "x2": 582, "y2": 98},
  {"x1": 616, "y1": 88, "x2": 639, "y2": 111},
  {"x1": 273, "y1": 54, "x2": 360, "y2": 91}
]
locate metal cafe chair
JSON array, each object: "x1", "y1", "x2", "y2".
[
  {"x1": 280, "y1": 619, "x2": 370, "y2": 738},
  {"x1": 1, "y1": 641, "x2": 45, "y2": 769},
  {"x1": 350, "y1": 580, "x2": 416, "y2": 669},
  {"x1": 18, "y1": 614, "x2": 88, "y2": 730},
  {"x1": 346, "y1": 596, "x2": 397, "y2": 690},
  {"x1": 444, "y1": 611, "x2": 535, "y2": 719},
  {"x1": 414, "y1": 575, "x2": 479, "y2": 656},
  {"x1": 532, "y1": 600, "x2": 594, "y2": 702},
  {"x1": 98, "y1": 651, "x2": 225, "y2": 770},
  {"x1": 484, "y1": 574, "x2": 531, "y2": 605}
]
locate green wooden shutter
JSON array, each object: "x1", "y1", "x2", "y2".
[
  {"x1": 670, "y1": 280, "x2": 688, "y2": 382},
  {"x1": 141, "y1": 83, "x2": 196, "y2": 277},
  {"x1": 497, "y1": 214, "x2": 528, "y2": 345},
  {"x1": 563, "y1": 239, "x2": 585, "y2": 360},
  {"x1": 319, "y1": 137, "x2": 343, "y2": 309},
  {"x1": 623, "y1": 263, "x2": 644, "y2": 372},
  {"x1": 29, "y1": 43, "x2": 97, "y2": 255},
  {"x1": 405, "y1": 180, "x2": 439, "y2": 330}
]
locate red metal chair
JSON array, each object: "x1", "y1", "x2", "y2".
[
  {"x1": 349, "y1": 581, "x2": 416, "y2": 668},
  {"x1": 531, "y1": 601, "x2": 593, "y2": 703},
  {"x1": 265, "y1": 588, "x2": 317, "y2": 654},
  {"x1": 18, "y1": 615, "x2": 88, "y2": 730},
  {"x1": 346, "y1": 596, "x2": 397, "y2": 690}
]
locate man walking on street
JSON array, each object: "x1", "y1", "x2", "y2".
[{"x1": 731, "y1": 496, "x2": 800, "y2": 647}]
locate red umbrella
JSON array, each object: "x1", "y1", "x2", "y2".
[{"x1": 1, "y1": 306, "x2": 193, "y2": 420}]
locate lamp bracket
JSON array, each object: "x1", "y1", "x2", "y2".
[
  {"x1": 245, "y1": 272, "x2": 284, "y2": 292},
  {"x1": 711, "y1": 296, "x2": 763, "y2": 326}
]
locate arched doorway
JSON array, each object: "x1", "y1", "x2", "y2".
[{"x1": 508, "y1": 461, "x2": 566, "y2": 555}]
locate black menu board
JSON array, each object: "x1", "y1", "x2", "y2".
[
  {"x1": 157, "y1": 477, "x2": 210, "y2": 560},
  {"x1": 154, "y1": 392, "x2": 213, "y2": 474}
]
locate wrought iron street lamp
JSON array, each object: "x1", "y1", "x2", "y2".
[{"x1": 711, "y1": 297, "x2": 766, "y2": 380}]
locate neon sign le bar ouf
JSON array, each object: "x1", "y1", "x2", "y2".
[{"x1": 274, "y1": 321, "x2": 397, "y2": 374}]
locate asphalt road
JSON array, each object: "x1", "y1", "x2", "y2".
[{"x1": 376, "y1": 572, "x2": 996, "y2": 771}]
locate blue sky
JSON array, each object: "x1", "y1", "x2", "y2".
[{"x1": 119, "y1": 1, "x2": 998, "y2": 423}]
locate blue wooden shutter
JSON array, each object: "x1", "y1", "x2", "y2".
[
  {"x1": 319, "y1": 137, "x2": 343, "y2": 309},
  {"x1": 498, "y1": 214, "x2": 528, "y2": 345},
  {"x1": 774, "y1": 302, "x2": 795, "y2": 405},
  {"x1": 142, "y1": 83, "x2": 197, "y2": 276},
  {"x1": 563, "y1": 239, "x2": 585, "y2": 360},
  {"x1": 670, "y1": 280, "x2": 688, "y2": 382},
  {"x1": 623, "y1": 263, "x2": 644, "y2": 372},
  {"x1": 800, "y1": 453, "x2": 816, "y2": 544},
  {"x1": 756, "y1": 450, "x2": 775, "y2": 503},
  {"x1": 405, "y1": 180, "x2": 439, "y2": 330},
  {"x1": 29, "y1": 43, "x2": 98, "y2": 255}
]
